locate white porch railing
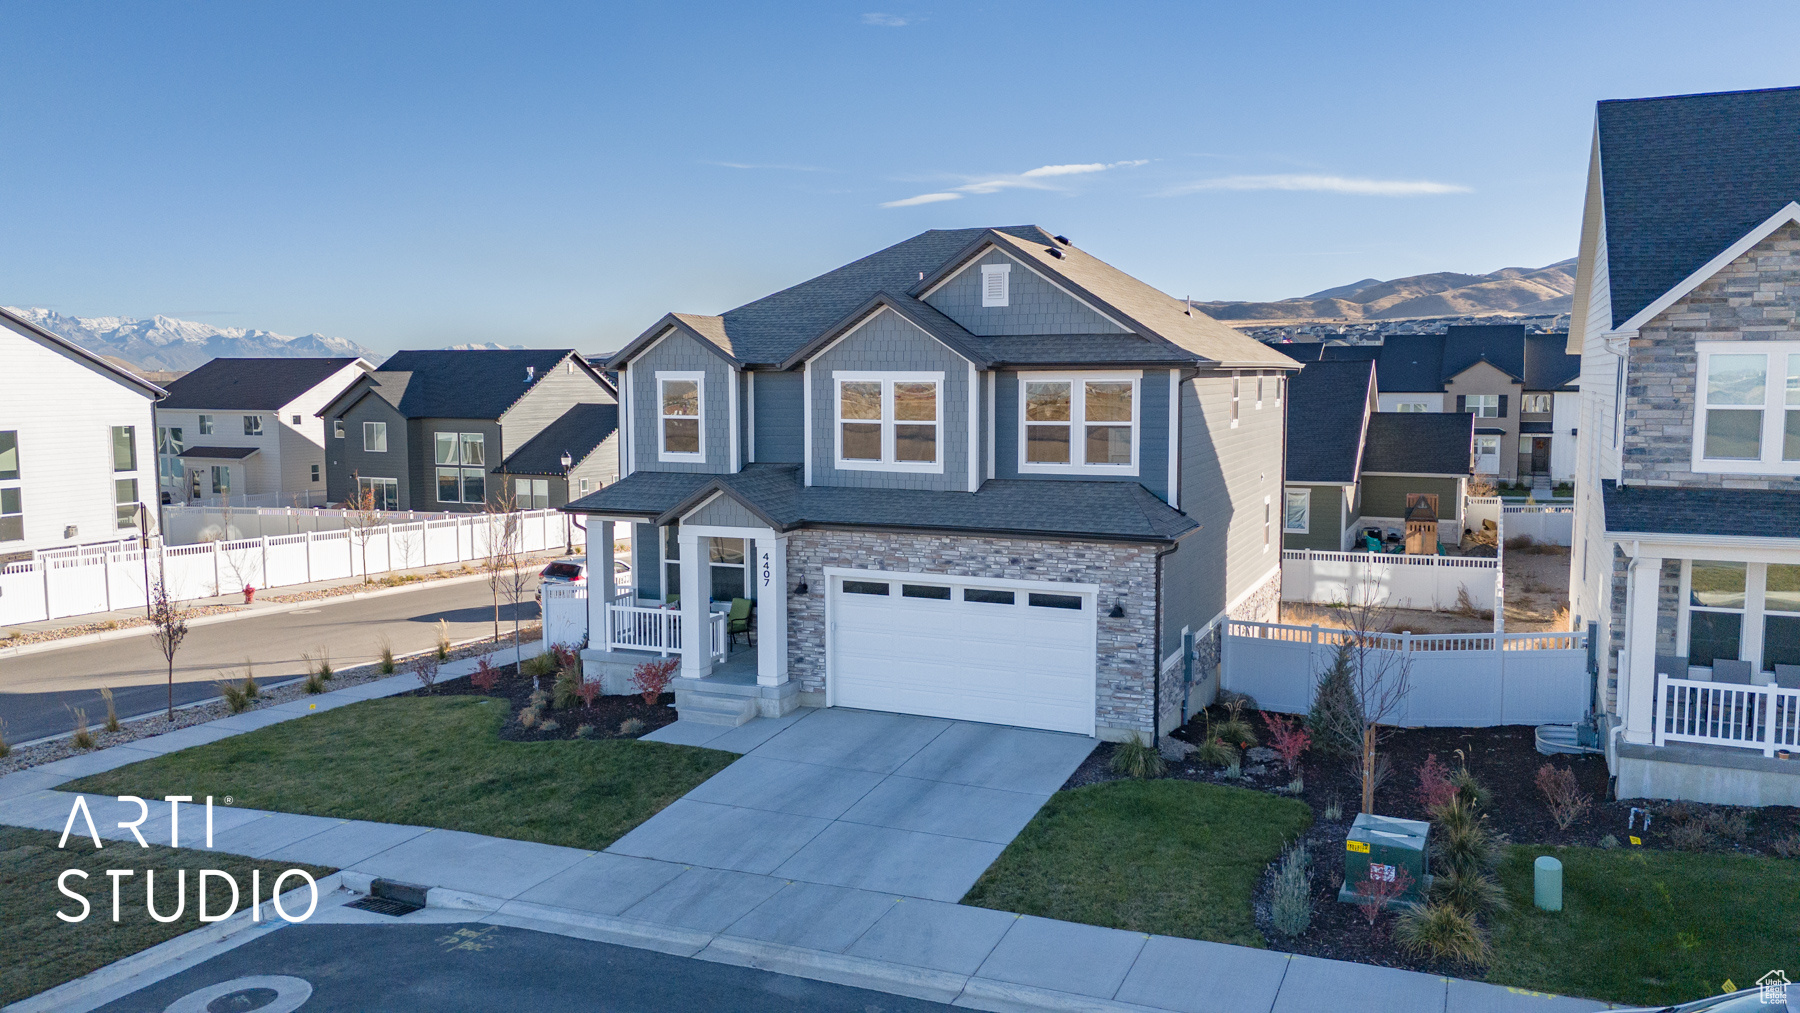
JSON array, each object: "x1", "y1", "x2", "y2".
[
  {"x1": 604, "y1": 602, "x2": 729, "y2": 661},
  {"x1": 1656, "y1": 674, "x2": 1800, "y2": 756}
]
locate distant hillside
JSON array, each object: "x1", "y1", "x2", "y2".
[
  {"x1": 1197, "y1": 259, "x2": 1576, "y2": 322},
  {"x1": 7, "y1": 307, "x2": 376, "y2": 372}
]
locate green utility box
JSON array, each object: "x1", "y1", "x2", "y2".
[{"x1": 1337, "y1": 813, "x2": 1432, "y2": 909}]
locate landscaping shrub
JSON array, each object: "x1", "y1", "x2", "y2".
[
  {"x1": 435, "y1": 619, "x2": 452, "y2": 661},
  {"x1": 217, "y1": 679, "x2": 251, "y2": 714},
  {"x1": 1771, "y1": 833, "x2": 1800, "y2": 859},
  {"x1": 1322, "y1": 796, "x2": 1342, "y2": 821},
  {"x1": 540, "y1": 719, "x2": 560, "y2": 733},
  {"x1": 1667, "y1": 821, "x2": 1713, "y2": 852},
  {"x1": 70, "y1": 707, "x2": 95, "y2": 750},
  {"x1": 471, "y1": 656, "x2": 499, "y2": 692},
  {"x1": 518, "y1": 704, "x2": 542, "y2": 729},
  {"x1": 411, "y1": 653, "x2": 440, "y2": 690},
  {"x1": 552, "y1": 667, "x2": 582, "y2": 710},
  {"x1": 1262, "y1": 712, "x2": 1310, "y2": 775},
  {"x1": 378, "y1": 639, "x2": 396, "y2": 675},
  {"x1": 1308, "y1": 642, "x2": 1363, "y2": 756},
  {"x1": 1702, "y1": 807, "x2": 1750, "y2": 843},
  {"x1": 1269, "y1": 840, "x2": 1313, "y2": 937},
  {"x1": 619, "y1": 717, "x2": 645, "y2": 736},
  {"x1": 1598, "y1": 834, "x2": 1619, "y2": 849},
  {"x1": 304, "y1": 671, "x2": 326, "y2": 694},
  {"x1": 1433, "y1": 798, "x2": 1504, "y2": 877},
  {"x1": 551, "y1": 643, "x2": 581, "y2": 672},
  {"x1": 1213, "y1": 700, "x2": 1258, "y2": 750},
  {"x1": 1110, "y1": 734, "x2": 1167, "y2": 779},
  {"x1": 1448, "y1": 752, "x2": 1491, "y2": 810},
  {"x1": 1533, "y1": 763, "x2": 1592, "y2": 830},
  {"x1": 522, "y1": 652, "x2": 558, "y2": 679},
  {"x1": 630, "y1": 658, "x2": 679, "y2": 705},
  {"x1": 315, "y1": 652, "x2": 334, "y2": 682},
  {"x1": 1197, "y1": 736, "x2": 1238, "y2": 769},
  {"x1": 1396, "y1": 901, "x2": 1491, "y2": 965},
  {"x1": 1349, "y1": 865, "x2": 1414, "y2": 934},
  {"x1": 1416, "y1": 753, "x2": 1457, "y2": 813},
  {"x1": 1432, "y1": 866, "x2": 1508, "y2": 916},
  {"x1": 576, "y1": 676, "x2": 601, "y2": 709},
  {"x1": 241, "y1": 665, "x2": 259, "y2": 700},
  {"x1": 575, "y1": 724, "x2": 595, "y2": 738},
  {"x1": 100, "y1": 686, "x2": 120, "y2": 733}
]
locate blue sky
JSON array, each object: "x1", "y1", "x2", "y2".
[{"x1": 4, "y1": 1, "x2": 1798, "y2": 354}]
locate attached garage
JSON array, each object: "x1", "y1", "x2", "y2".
[{"x1": 825, "y1": 568, "x2": 1098, "y2": 735}]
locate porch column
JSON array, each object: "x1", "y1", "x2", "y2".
[
  {"x1": 1621, "y1": 554, "x2": 1662, "y2": 745},
  {"x1": 678, "y1": 529, "x2": 712, "y2": 679},
  {"x1": 754, "y1": 534, "x2": 789, "y2": 687},
  {"x1": 586, "y1": 520, "x2": 614, "y2": 651}
]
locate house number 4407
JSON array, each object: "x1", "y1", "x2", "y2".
[{"x1": 760, "y1": 551, "x2": 772, "y2": 588}]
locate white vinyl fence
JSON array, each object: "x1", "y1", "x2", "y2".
[
  {"x1": 1501, "y1": 505, "x2": 1574, "y2": 546},
  {"x1": 0, "y1": 509, "x2": 583, "y2": 627},
  {"x1": 1280, "y1": 549, "x2": 1497, "y2": 611},
  {"x1": 1222, "y1": 620, "x2": 1589, "y2": 726},
  {"x1": 161, "y1": 505, "x2": 463, "y2": 544},
  {"x1": 1464, "y1": 496, "x2": 1502, "y2": 535}
]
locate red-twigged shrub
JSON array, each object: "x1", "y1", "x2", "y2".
[
  {"x1": 1262, "y1": 712, "x2": 1311, "y2": 774},
  {"x1": 1417, "y1": 753, "x2": 1456, "y2": 813},
  {"x1": 1534, "y1": 762, "x2": 1593, "y2": 830},
  {"x1": 576, "y1": 676, "x2": 602, "y2": 708},
  {"x1": 472, "y1": 656, "x2": 499, "y2": 692},
  {"x1": 631, "y1": 658, "x2": 679, "y2": 705},
  {"x1": 411, "y1": 652, "x2": 440, "y2": 690},
  {"x1": 1351, "y1": 865, "x2": 1415, "y2": 935},
  {"x1": 551, "y1": 643, "x2": 581, "y2": 672}
]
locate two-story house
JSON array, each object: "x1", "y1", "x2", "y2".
[
  {"x1": 564, "y1": 226, "x2": 1298, "y2": 742},
  {"x1": 0, "y1": 306, "x2": 164, "y2": 560},
  {"x1": 317, "y1": 348, "x2": 618, "y2": 512},
  {"x1": 154, "y1": 357, "x2": 371, "y2": 506},
  {"x1": 1567, "y1": 85, "x2": 1800, "y2": 806}
]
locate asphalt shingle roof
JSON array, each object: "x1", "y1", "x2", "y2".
[
  {"x1": 565, "y1": 464, "x2": 1196, "y2": 544},
  {"x1": 1523, "y1": 333, "x2": 1580, "y2": 391},
  {"x1": 374, "y1": 349, "x2": 576, "y2": 419},
  {"x1": 1361, "y1": 413, "x2": 1473, "y2": 476},
  {"x1": 1597, "y1": 86, "x2": 1800, "y2": 328},
  {"x1": 1284, "y1": 360, "x2": 1374, "y2": 484},
  {"x1": 177, "y1": 446, "x2": 260, "y2": 460},
  {"x1": 1368, "y1": 335, "x2": 1443, "y2": 391},
  {"x1": 1282, "y1": 331, "x2": 1573, "y2": 392},
  {"x1": 499, "y1": 403, "x2": 618, "y2": 476},
  {"x1": 1442, "y1": 325, "x2": 1526, "y2": 382},
  {"x1": 1602, "y1": 480, "x2": 1800, "y2": 539},
  {"x1": 158, "y1": 357, "x2": 363, "y2": 410}
]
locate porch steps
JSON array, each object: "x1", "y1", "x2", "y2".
[{"x1": 672, "y1": 676, "x2": 760, "y2": 727}]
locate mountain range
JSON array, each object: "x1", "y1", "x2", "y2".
[
  {"x1": 7, "y1": 307, "x2": 377, "y2": 372},
  {"x1": 1196, "y1": 259, "x2": 1577, "y2": 322}
]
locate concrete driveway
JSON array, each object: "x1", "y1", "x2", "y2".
[{"x1": 609, "y1": 708, "x2": 1095, "y2": 902}]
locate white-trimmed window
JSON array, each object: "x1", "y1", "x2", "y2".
[
  {"x1": 333, "y1": 420, "x2": 345, "y2": 439},
  {"x1": 435, "y1": 432, "x2": 487, "y2": 504},
  {"x1": 198, "y1": 414, "x2": 214, "y2": 436},
  {"x1": 1255, "y1": 376, "x2": 1265, "y2": 410},
  {"x1": 115, "y1": 478, "x2": 138, "y2": 529},
  {"x1": 1692, "y1": 341, "x2": 1800, "y2": 474},
  {"x1": 1230, "y1": 373, "x2": 1240, "y2": 426},
  {"x1": 1522, "y1": 393, "x2": 1553, "y2": 414},
  {"x1": 1464, "y1": 394, "x2": 1500, "y2": 418},
  {"x1": 1682, "y1": 560, "x2": 1800, "y2": 673},
  {"x1": 658, "y1": 372, "x2": 705, "y2": 462},
  {"x1": 1019, "y1": 371, "x2": 1140, "y2": 475},
  {"x1": 357, "y1": 475, "x2": 398, "y2": 512},
  {"x1": 362, "y1": 421, "x2": 387, "y2": 453},
  {"x1": 1263, "y1": 495, "x2": 1272, "y2": 549},
  {"x1": 835, "y1": 371, "x2": 944, "y2": 472},
  {"x1": 980, "y1": 263, "x2": 1011, "y2": 307},
  {"x1": 513, "y1": 477, "x2": 549, "y2": 509},
  {"x1": 1396, "y1": 402, "x2": 1431, "y2": 413},
  {"x1": 1284, "y1": 489, "x2": 1310, "y2": 533},
  {"x1": 243, "y1": 414, "x2": 263, "y2": 436},
  {"x1": 1473, "y1": 435, "x2": 1500, "y2": 472}
]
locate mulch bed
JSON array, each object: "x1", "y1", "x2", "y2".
[
  {"x1": 403, "y1": 659, "x2": 678, "y2": 741},
  {"x1": 1061, "y1": 708, "x2": 1800, "y2": 976}
]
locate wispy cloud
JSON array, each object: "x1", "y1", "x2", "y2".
[
  {"x1": 862, "y1": 12, "x2": 910, "y2": 26},
  {"x1": 1160, "y1": 174, "x2": 1470, "y2": 197},
  {"x1": 707, "y1": 161, "x2": 830, "y2": 172},
  {"x1": 881, "y1": 159, "x2": 1148, "y2": 208}
]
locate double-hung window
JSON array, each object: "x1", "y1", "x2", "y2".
[
  {"x1": 435, "y1": 432, "x2": 487, "y2": 504},
  {"x1": 1019, "y1": 372, "x2": 1138, "y2": 475},
  {"x1": 243, "y1": 415, "x2": 263, "y2": 436},
  {"x1": 198, "y1": 414, "x2": 214, "y2": 436},
  {"x1": 834, "y1": 372, "x2": 943, "y2": 472},
  {"x1": 362, "y1": 421, "x2": 387, "y2": 453},
  {"x1": 1464, "y1": 394, "x2": 1500, "y2": 418},
  {"x1": 1686, "y1": 560, "x2": 1746, "y2": 668},
  {"x1": 1693, "y1": 341, "x2": 1800, "y2": 474},
  {"x1": 1682, "y1": 560, "x2": 1800, "y2": 673},
  {"x1": 658, "y1": 373, "x2": 705, "y2": 461},
  {"x1": 1284, "y1": 489, "x2": 1310, "y2": 533},
  {"x1": 111, "y1": 426, "x2": 137, "y2": 473},
  {"x1": 0, "y1": 431, "x2": 19, "y2": 542}
]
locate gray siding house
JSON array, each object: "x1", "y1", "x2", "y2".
[
  {"x1": 566, "y1": 226, "x2": 1297, "y2": 742},
  {"x1": 318, "y1": 349, "x2": 617, "y2": 512}
]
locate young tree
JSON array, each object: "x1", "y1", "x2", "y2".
[
  {"x1": 1330, "y1": 577, "x2": 1413, "y2": 815},
  {"x1": 149, "y1": 580, "x2": 189, "y2": 719},
  {"x1": 345, "y1": 472, "x2": 382, "y2": 583},
  {"x1": 483, "y1": 490, "x2": 522, "y2": 642}
]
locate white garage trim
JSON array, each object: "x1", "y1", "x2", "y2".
[{"x1": 823, "y1": 565, "x2": 1099, "y2": 735}]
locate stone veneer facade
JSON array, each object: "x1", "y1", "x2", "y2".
[{"x1": 783, "y1": 528, "x2": 1162, "y2": 738}]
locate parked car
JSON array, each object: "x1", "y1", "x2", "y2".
[
  {"x1": 534, "y1": 556, "x2": 630, "y2": 602},
  {"x1": 1621, "y1": 986, "x2": 1796, "y2": 1013}
]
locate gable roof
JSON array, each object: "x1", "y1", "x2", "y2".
[
  {"x1": 1283, "y1": 329, "x2": 1571, "y2": 392},
  {"x1": 0, "y1": 305, "x2": 165, "y2": 398},
  {"x1": 499, "y1": 403, "x2": 618, "y2": 476},
  {"x1": 778, "y1": 293, "x2": 992, "y2": 371},
  {"x1": 1441, "y1": 325, "x2": 1525, "y2": 383},
  {"x1": 1597, "y1": 86, "x2": 1800, "y2": 330},
  {"x1": 1523, "y1": 333, "x2": 1580, "y2": 391},
  {"x1": 158, "y1": 357, "x2": 366, "y2": 410},
  {"x1": 1360, "y1": 412, "x2": 1473, "y2": 476},
  {"x1": 366, "y1": 349, "x2": 584, "y2": 419},
  {"x1": 1367, "y1": 335, "x2": 1442, "y2": 391},
  {"x1": 1285, "y1": 359, "x2": 1374, "y2": 484}
]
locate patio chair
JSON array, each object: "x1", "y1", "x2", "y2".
[
  {"x1": 1362, "y1": 534, "x2": 1383, "y2": 553},
  {"x1": 726, "y1": 597, "x2": 754, "y2": 647},
  {"x1": 1654, "y1": 654, "x2": 1690, "y2": 681},
  {"x1": 1773, "y1": 664, "x2": 1800, "y2": 690},
  {"x1": 1711, "y1": 659, "x2": 1753, "y2": 685}
]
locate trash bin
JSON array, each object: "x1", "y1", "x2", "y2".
[{"x1": 1338, "y1": 813, "x2": 1432, "y2": 908}]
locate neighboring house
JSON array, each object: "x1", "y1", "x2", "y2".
[
  {"x1": 1282, "y1": 359, "x2": 1473, "y2": 551},
  {"x1": 1565, "y1": 85, "x2": 1800, "y2": 806},
  {"x1": 154, "y1": 357, "x2": 371, "y2": 506},
  {"x1": 564, "y1": 226, "x2": 1298, "y2": 741},
  {"x1": 1280, "y1": 325, "x2": 1580, "y2": 484},
  {"x1": 317, "y1": 349, "x2": 617, "y2": 512},
  {"x1": 0, "y1": 306, "x2": 164, "y2": 560}
]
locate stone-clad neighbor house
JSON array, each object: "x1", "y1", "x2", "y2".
[
  {"x1": 564, "y1": 226, "x2": 1298, "y2": 741},
  {"x1": 1566, "y1": 85, "x2": 1800, "y2": 806},
  {"x1": 154, "y1": 356, "x2": 372, "y2": 506},
  {"x1": 1282, "y1": 358, "x2": 1473, "y2": 551},
  {"x1": 317, "y1": 348, "x2": 618, "y2": 513},
  {"x1": 1280, "y1": 325, "x2": 1579, "y2": 484},
  {"x1": 0, "y1": 306, "x2": 164, "y2": 560}
]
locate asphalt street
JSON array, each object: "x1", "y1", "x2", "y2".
[
  {"x1": 93, "y1": 922, "x2": 950, "y2": 1013},
  {"x1": 0, "y1": 577, "x2": 540, "y2": 745}
]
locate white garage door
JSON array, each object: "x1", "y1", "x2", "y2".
[{"x1": 828, "y1": 571, "x2": 1097, "y2": 735}]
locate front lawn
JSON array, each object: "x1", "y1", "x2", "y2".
[
  {"x1": 962, "y1": 779, "x2": 1312, "y2": 947},
  {"x1": 0, "y1": 825, "x2": 334, "y2": 1005},
  {"x1": 67, "y1": 696, "x2": 735, "y2": 851},
  {"x1": 1489, "y1": 844, "x2": 1800, "y2": 1007}
]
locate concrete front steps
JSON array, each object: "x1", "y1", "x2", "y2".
[{"x1": 673, "y1": 670, "x2": 800, "y2": 726}]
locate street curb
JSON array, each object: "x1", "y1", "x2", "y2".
[
  {"x1": 697, "y1": 935, "x2": 972, "y2": 1006},
  {"x1": 955, "y1": 977, "x2": 1160, "y2": 1013}
]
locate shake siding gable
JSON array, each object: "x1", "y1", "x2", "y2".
[
  {"x1": 685, "y1": 493, "x2": 763, "y2": 528},
  {"x1": 990, "y1": 368, "x2": 1171, "y2": 502},
  {"x1": 628, "y1": 329, "x2": 733, "y2": 474},
  {"x1": 925, "y1": 248, "x2": 1129, "y2": 336}
]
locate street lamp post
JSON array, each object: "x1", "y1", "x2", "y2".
[{"x1": 560, "y1": 450, "x2": 574, "y2": 554}]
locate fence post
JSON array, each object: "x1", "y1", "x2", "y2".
[
  {"x1": 212, "y1": 540, "x2": 222, "y2": 598},
  {"x1": 387, "y1": 522, "x2": 394, "y2": 575},
  {"x1": 261, "y1": 535, "x2": 269, "y2": 590}
]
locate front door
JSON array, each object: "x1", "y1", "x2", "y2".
[{"x1": 1530, "y1": 437, "x2": 1550, "y2": 475}]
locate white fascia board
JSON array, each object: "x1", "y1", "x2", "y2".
[
  {"x1": 1605, "y1": 530, "x2": 1800, "y2": 563},
  {"x1": 1616, "y1": 201, "x2": 1800, "y2": 333}
]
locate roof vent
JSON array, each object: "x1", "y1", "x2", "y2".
[
  {"x1": 1053, "y1": 235, "x2": 1070, "y2": 245},
  {"x1": 1044, "y1": 246, "x2": 1065, "y2": 259},
  {"x1": 525, "y1": 365, "x2": 536, "y2": 382}
]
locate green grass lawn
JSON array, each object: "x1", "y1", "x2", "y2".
[
  {"x1": 67, "y1": 696, "x2": 735, "y2": 851},
  {"x1": 962, "y1": 779, "x2": 1312, "y2": 947},
  {"x1": 1489, "y1": 844, "x2": 1800, "y2": 1006},
  {"x1": 0, "y1": 825, "x2": 334, "y2": 1005}
]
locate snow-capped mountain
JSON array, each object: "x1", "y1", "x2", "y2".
[{"x1": 7, "y1": 307, "x2": 377, "y2": 371}]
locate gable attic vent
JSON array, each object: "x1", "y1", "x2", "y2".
[{"x1": 980, "y1": 263, "x2": 1011, "y2": 307}]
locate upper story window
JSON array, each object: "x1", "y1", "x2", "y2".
[
  {"x1": 111, "y1": 426, "x2": 136, "y2": 472},
  {"x1": 1255, "y1": 376, "x2": 1265, "y2": 410},
  {"x1": 1395, "y1": 402, "x2": 1431, "y2": 413},
  {"x1": 292, "y1": 414, "x2": 303, "y2": 426},
  {"x1": 333, "y1": 420, "x2": 345, "y2": 439},
  {"x1": 1020, "y1": 371, "x2": 1139, "y2": 476},
  {"x1": 1230, "y1": 374, "x2": 1240, "y2": 426},
  {"x1": 1463, "y1": 394, "x2": 1501, "y2": 418},
  {"x1": 156, "y1": 426, "x2": 184, "y2": 483},
  {"x1": 1693, "y1": 342, "x2": 1800, "y2": 475},
  {"x1": 436, "y1": 432, "x2": 487, "y2": 504},
  {"x1": 0, "y1": 430, "x2": 18, "y2": 481},
  {"x1": 980, "y1": 264, "x2": 1011, "y2": 307},
  {"x1": 658, "y1": 372, "x2": 705, "y2": 462},
  {"x1": 198, "y1": 414, "x2": 214, "y2": 435},
  {"x1": 835, "y1": 372, "x2": 943, "y2": 472},
  {"x1": 243, "y1": 415, "x2": 263, "y2": 436},
  {"x1": 363, "y1": 421, "x2": 388, "y2": 453},
  {"x1": 1284, "y1": 489, "x2": 1310, "y2": 533},
  {"x1": 1522, "y1": 393, "x2": 1553, "y2": 414}
]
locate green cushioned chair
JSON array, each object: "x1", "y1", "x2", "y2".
[{"x1": 727, "y1": 597, "x2": 754, "y2": 647}]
